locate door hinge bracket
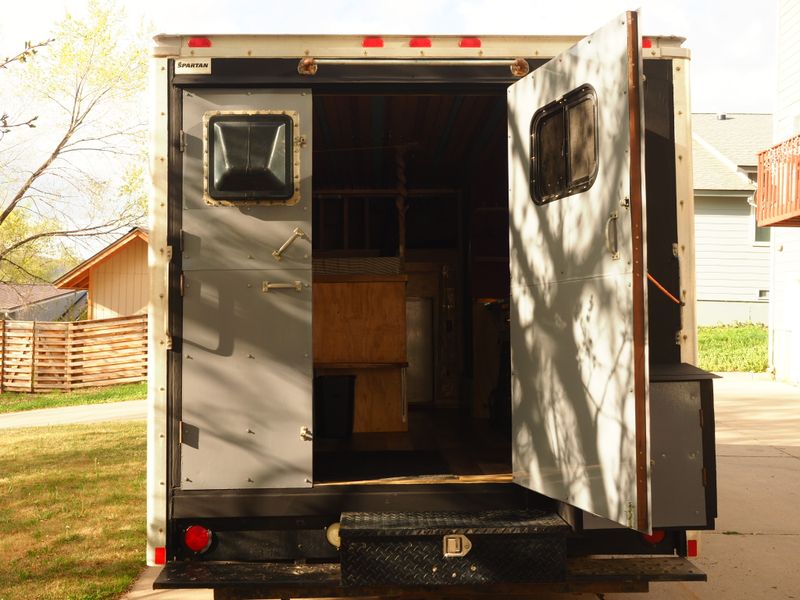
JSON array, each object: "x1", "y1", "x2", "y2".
[
  {"x1": 672, "y1": 242, "x2": 679, "y2": 258},
  {"x1": 179, "y1": 272, "x2": 185, "y2": 297},
  {"x1": 675, "y1": 330, "x2": 683, "y2": 345},
  {"x1": 179, "y1": 130, "x2": 187, "y2": 152},
  {"x1": 699, "y1": 408, "x2": 704, "y2": 428}
]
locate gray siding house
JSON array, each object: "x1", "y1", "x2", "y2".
[
  {"x1": 693, "y1": 113, "x2": 773, "y2": 325},
  {"x1": 759, "y1": 0, "x2": 800, "y2": 385}
]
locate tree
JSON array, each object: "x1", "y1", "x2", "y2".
[{"x1": 0, "y1": 0, "x2": 148, "y2": 284}]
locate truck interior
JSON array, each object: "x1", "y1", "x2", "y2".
[
  {"x1": 311, "y1": 91, "x2": 514, "y2": 484},
  {"x1": 309, "y1": 64, "x2": 682, "y2": 486}
]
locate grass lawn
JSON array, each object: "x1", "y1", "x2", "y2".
[
  {"x1": 0, "y1": 421, "x2": 146, "y2": 600},
  {"x1": 0, "y1": 382, "x2": 147, "y2": 414},
  {"x1": 698, "y1": 323, "x2": 769, "y2": 372}
]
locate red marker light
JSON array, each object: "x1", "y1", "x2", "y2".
[
  {"x1": 642, "y1": 37, "x2": 653, "y2": 49},
  {"x1": 409, "y1": 37, "x2": 432, "y2": 48},
  {"x1": 687, "y1": 538, "x2": 698, "y2": 557},
  {"x1": 184, "y1": 525, "x2": 212, "y2": 553},
  {"x1": 362, "y1": 36, "x2": 384, "y2": 48},
  {"x1": 459, "y1": 37, "x2": 482, "y2": 48},
  {"x1": 642, "y1": 529, "x2": 666, "y2": 545},
  {"x1": 188, "y1": 37, "x2": 212, "y2": 48},
  {"x1": 154, "y1": 546, "x2": 166, "y2": 565}
]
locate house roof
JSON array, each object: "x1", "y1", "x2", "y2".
[
  {"x1": 692, "y1": 113, "x2": 772, "y2": 192},
  {"x1": 0, "y1": 283, "x2": 77, "y2": 311},
  {"x1": 54, "y1": 227, "x2": 149, "y2": 290}
]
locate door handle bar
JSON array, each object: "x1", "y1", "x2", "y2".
[
  {"x1": 262, "y1": 281, "x2": 303, "y2": 293},
  {"x1": 272, "y1": 227, "x2": 308, "y2": 261}
]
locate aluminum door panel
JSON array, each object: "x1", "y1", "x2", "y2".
[
  {"x1": 181, "y1": 268, "x2": 312, "y2": 489},
  {"x1": 181, "y1": 88, "x2": 313, "y2": 490},
  {"x1": 508, "y1": 13, "x2": 650, "y2": 530}
]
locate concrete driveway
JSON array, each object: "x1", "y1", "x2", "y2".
[{"x1": 121, "y1": 373, "x2": 799, "y2": 600}]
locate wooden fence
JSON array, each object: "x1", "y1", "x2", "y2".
[{"x1": 0, "y1": 314, "x2": 147, "y2": 393}]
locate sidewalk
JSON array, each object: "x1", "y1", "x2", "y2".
[{"x1": 0, "y1": 399, "x2": 146, "y2": 429}]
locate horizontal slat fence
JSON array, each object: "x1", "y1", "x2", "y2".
[{"x1": 0, "y1": 314, "x2": 147, "y2": 393}]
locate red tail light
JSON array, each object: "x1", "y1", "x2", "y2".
[
  {"x1": 188, "y1": 37, "x2": 212, "y2": 48},
  {"x1": 184, "y1": 525, "x2": 213, "y2": 553},
  {"x1": 642, "y1": 37, "x2": 653, "y2": 49},
  {"x1": 687, "y1": 538, "x2": 698, "y2": 557},
  {"x1": 409, "y1": 37, "x2": 432, "y2": 48},
  {"x1": 459, "y1": 37, "x2": 482, "y2": 48},
  {"x1": 362, "y1": 36, "x2": 384, "y2": 48},
  {"x1": 154, "y1": 546, "x2": 166, "y2": 565}
]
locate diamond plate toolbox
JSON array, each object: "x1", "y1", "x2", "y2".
[{"x1": 340, "y1": 510, "x2": 569, "y2": 586}]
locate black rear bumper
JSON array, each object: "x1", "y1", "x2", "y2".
[{"x1": 154, "y1": 556, "x2": 706, "y2": 598}]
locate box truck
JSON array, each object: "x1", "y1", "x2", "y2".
[{"x1": 148, "y1": 11, "x2": 717, "y2": 597}]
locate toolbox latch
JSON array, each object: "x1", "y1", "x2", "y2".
[{"x1": 442, "y1": 534, "x2": 472, "y2": 558}]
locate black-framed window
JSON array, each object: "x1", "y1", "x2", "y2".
[
  {"x1": 530, "y1": 85, "x2": 599, "y2": 205},
  {"x1": 207, "y1": 113, "x2": 294, "y2": 202}
]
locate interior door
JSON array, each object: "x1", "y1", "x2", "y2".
[
  {"x1": 508, "y1": 12, "x2": 650, "y2": 531},
  {"x1": 180, "y1": 88, "x2": 313, "y2": 490}
]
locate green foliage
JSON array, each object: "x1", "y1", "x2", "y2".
[
  {"x1": 697, "y1": 323, "x2": 769, "y2": 372},
  {"x1": 0, "y1": 0, "x2": 149, "y2": 283},
  {"x1": 0, "y1": 210, "x2": 79, "y2": 282},
  {"x1": 0, "y1": 382, "x2": 147, "y2": 414},
  {"x1": 0, "y1": 421, "x2": 145, "y2": 600}
]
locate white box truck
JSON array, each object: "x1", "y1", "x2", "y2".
[{"x1": 148, "y1": 11, "x2": 717, "y2": 597}]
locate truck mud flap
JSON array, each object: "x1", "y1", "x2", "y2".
[
  {"x1": 153, "y1": 556, "x2": 706, "y2": 598},
  {"x1": 339, "y1": 510, "x2": 569, "y2": 586}
]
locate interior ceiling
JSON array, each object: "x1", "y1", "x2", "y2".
[{"x1": 313, "y1": 94, "x2": 507, "y2": 191}]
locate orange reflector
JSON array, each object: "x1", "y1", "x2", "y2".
[
  {"x1": 188, "y1": 37, "x2": 212, "y2": 48},
  {"x1": 642, "y1": 529, "x2": 666, "y2": 545},
  {"x1": 687, "y1": 538, "x2": 698, "y2": 557},
  {"x1": 642, "y1": 37, "x2": 653, "y2": 48},
  {"x1": 362, "y1": 36, "x2": 384, "y2": 48},
  {"x1": 409, "y1": 37, "x2": 432, "y2": 48},
  {"x1": 184, "y1": 525, "x2": 212, "y2": 553},
  {"x1": 154, "y1": 546, "x2": 166, "y2": 565},
  {"x1": 459, "y1": 37, "x2": 482, "y2": 48}
]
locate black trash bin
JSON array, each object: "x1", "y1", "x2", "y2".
[{"x1": 313, "y1": 375, "x2": 355, "y2": 439}]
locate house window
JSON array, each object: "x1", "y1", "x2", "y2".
[
  {"x1": 203, "y1": 111, "x2": 300, "y2": 205},
  {"x1": 530, "y1": 84, "x2": 599, "y2": 205},
  {"x1": 753, "y1": 208, "x2": 771, "y2": 244}
]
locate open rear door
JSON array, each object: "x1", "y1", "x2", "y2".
[{"x1": 508, "y1": 12, "x2": 649, "y2": 531}]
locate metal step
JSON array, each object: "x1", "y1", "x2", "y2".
[{"x1": 339, "y1": 509, "x2": 570, "y2": 586}]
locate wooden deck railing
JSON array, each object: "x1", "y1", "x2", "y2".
[
  {"x1": 756, "y1": 134, "x2": 800, "y2": 227},
  {"x1": 0, "y1": 314, "x2": 147, "y2": 393}
]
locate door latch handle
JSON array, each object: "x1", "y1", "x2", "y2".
[
  {"x1": 272, "y1": 227, "x2": 308, "y2": 261},
  {"x1": 262, "y1": 280, "x2": 303, "y2": 293},
  {"x1": 605, "y1": 212, "x2": 620, "y2": 260}
]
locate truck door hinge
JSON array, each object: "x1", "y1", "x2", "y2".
[
  {"x1": 675, "y1": 330, "x2": 683, "y2": 345},
  {"x1": 179, "y1": 272, "x2": 185, "y2": 297},
  {"x1": 699, "y1": 408, "x2": 704, "y2": 428},
  {"x1": 179, "y1": 130, "x2": 187, "y2": 152},
  {"x1": 672, "y1": 242, "x2": 679, "y2": 258}
]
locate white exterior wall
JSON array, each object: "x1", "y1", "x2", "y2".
[
  {"x1": 694, "y1": 195, "x2": 770, "y2": 325},
  {"x1": 770, "y1": 0, "x2": 800, "y2": 384}
]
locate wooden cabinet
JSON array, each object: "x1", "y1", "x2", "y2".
[{"x1": 313, "y1": 275, "x2": 408, "y2": 432}]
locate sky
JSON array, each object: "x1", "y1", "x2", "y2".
[{"x1": 0, "y1": 0, "x2": 778, "y2": 115}]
